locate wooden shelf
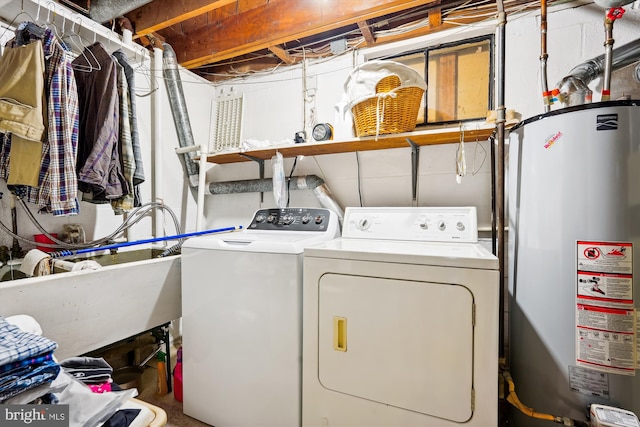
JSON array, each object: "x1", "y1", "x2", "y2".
[{"x1": 205, "y1": 125, "x2": 496, "y2": 164}]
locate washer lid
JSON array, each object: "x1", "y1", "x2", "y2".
[
  {"x1": 183, "y1": 231, "x2": 339, "y2": 254},
  {"x1": 305, "y1": 238, "x2": 498, "y2": 270}
]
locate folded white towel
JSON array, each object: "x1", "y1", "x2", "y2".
[{"x1": 19, "y1": 249, "x2": 51, "y2": 276}]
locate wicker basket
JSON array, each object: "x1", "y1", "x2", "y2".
[{"x1": 351, "y1": 75, "x2": 424, "y2": 137}]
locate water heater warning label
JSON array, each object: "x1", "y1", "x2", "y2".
[
  {"x1": 576, "y1": 305, "x2": 635, "y2": 374},
  {"x1": 577, "y1": 241, "x2": 632, "y2": 275},
  {"x1": 576, "y1": 241, "x2": 636, "y2": 375},
  {"x1": 568, "y1": 365, "x2": 609, "y2": 398}
]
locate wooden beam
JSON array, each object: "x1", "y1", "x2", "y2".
[
  {"x1": 172, "y1": 0, "x2": 438, "y2": 69},
  {"x1": 128, "y1": 0, "x2": 237, "y2": 37},
  {"x1": 138, "y1": 32, "x2": 166, "y2": 51},
  {"x1": 268, "y1": 45, "x2": 295, "y2": 64},
  {"x1": 357, "y1": 21, "x2": 376, "y2": 45},
  {"x1": 429, "y1": 7, "x2": 442, "y2": 27}
]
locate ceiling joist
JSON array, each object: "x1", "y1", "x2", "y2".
[
  {"x1": 172, "y1": 0, "x2": 438, "y2": 69},
  {"x1": 429, "y1": 7, "x2": 443, "y2": 27},
  {"x1": 114, "y1": 0, "x2": 543, "y2": 80},
  {"x1": 269, "y1": 45, "x2": 295, "y2": 64},
  {"x1": 127, "y1": 0, "x2": 237, "y2": 37},
  {"x1": 357, "y1": 21, "x2": 377, "y2": 45}
]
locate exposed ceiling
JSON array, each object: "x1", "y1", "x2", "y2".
[{"x1": 59, "y1": 0, "x2": 541, "y2": 82}]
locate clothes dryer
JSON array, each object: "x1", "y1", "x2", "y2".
[
  {"x1": 181, "y1": 207, "x2": 339, "y2": 427},
  {"x1": 302, "y1": 206, "x2": 499, "y2": 427}
]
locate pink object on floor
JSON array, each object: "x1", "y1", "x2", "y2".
[
  {"x1": 173, "y1": 347, "x2": 183, "y2": 402},
  {"x1": 89, "y1": 382, "x2": 112, "y2": 393}
]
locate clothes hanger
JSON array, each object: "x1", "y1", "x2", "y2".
[
  {"x1": 0, "y1": 0, "x2": 39, "y2": 42},
  {"x1": 48, "y1": 3, "x2": 66, "y2": 44},
  {"x1": 13, "y1": 1, "x2": 46, "y2": 43},
  {"x1": 66, "y1": 17, "x2": 101, "y2": 72}
]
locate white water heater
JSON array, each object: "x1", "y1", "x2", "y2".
[{"x1": 508, "y1": 101, "x2": 640, "y2": 427}]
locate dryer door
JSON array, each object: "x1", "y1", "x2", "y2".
[{"x1": 318, "y1": 273, "x2": 475, "y2": 423}]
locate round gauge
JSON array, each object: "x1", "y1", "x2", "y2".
[{"x1": 312, "y1": 123, "x2": 334, "y2": 141}]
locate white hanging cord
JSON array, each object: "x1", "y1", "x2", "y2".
[
  {"x1": 456, "y1": 125, "x2": 467, "y2": 184},
  {"x1": 471, "y1": 126, "x2": 488, "y2": 176}
]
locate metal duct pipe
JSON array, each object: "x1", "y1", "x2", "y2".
[
  {"x1": 162, "y1": 43, "x2": 200, "y2": 189},
  {"x1": 207, "y1": 175, "x2": 345, "y2": 224},
  {"x1": 88, "y1": 0, "x2": 154, "y2": 24},
  {"x1": 556, "y1": 37, "x2": 640, "y2": 106}
]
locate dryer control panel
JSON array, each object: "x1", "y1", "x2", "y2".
[
  {"x1": 342, "y1": 206, "x2": 478, "y2": 242},
  {"x1": 247, "y1": 208, "x2": 332, "y2": 231}
]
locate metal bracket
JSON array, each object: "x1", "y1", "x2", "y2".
[
  {"x1": 240, "y1": 154, "x2": 265, "y2": 202},
  {"x1": 406, "y1": 138, "x2": 420, "y2": 202}
]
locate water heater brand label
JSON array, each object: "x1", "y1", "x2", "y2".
[{"x1": 596, "y1": 114, "x2": 618, "y2": 131}]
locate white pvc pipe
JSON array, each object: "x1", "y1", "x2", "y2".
[
  {"x1": 197, "y1": 146, "x2": 207, "y2": 231},
  {"x1": 152, "y1": 46, "x2": 164, "y2": 239},
  {"x1": 175, "y1": 144, "x2": 207, "y2": 231},
  {"x1": 122, "y1": 28, "x2": 133, "y2": 46}
]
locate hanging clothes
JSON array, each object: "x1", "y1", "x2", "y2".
[
  {"x1": 73, "y1": 42, "x2": 127, "y2": 202},
  {"x1": 0, "y1": 39, "x2": 46, "y2": 141},
  {"x1": 111, "y1": 60, "x2": 135, "y2": 214},
  {"x1": 0, "y1": 24, "x2": 81, "y2": 216},
  {"x1": 112, "y1": 50, "x2": 145, "y2": 208},
  {"x1": 0, "y1": 39, "x2": 46, "y2": 187},
  {"x1": 11, "y1": 24, "x2": 80, "y2": 216}
]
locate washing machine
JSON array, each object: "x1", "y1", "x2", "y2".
[
  {"x1": 302, "y1": 206, "x2": 499, "y2": 427},
  {"x1": 181, "y1": 207, "x2": 340, "y2": 427}
]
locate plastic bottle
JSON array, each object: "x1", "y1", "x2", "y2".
[
  {"x1": 157, "y1": 351, "x2": 169, "y2": 395},
  {"x1": 173, "y1": 347, "x2": 183, "y2": 402}
]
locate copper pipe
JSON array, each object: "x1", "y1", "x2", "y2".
[
  {"x1": 540, "y1": 0, "x2": 551, "y2": 111},
  {"x1": 602, "y1": 14, "x2": 615, "y2": 101}
]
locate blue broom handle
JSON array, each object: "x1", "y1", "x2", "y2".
[{"x1": 50, "y1": 225, "x2": 242, "y2": 258}]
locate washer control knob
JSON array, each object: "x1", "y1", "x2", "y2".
[
  {"x1": 302, "y1": 215, "x2": 312, "y2": 224},
  {"x1": 419, "y1": 222, "x2": 428, "y2": 230},
  {"x1": 282, "y1": 215, "x2": 294, "y2": 225},
  {"x1": 255, "y1": 214, "x2": 266, "y2": 223},
  {"x1": 456, "y1": 221, "x2": 465, "y2": 231},
  {"x1": 267, "y1": 214, "x2": 276, "y2": 223},
  {"x1": 438, "y1": 221, "x2": 446, "y2": 231},
  {"x1": 315, "y1": 215, "x2": 325, "y2": 225}
]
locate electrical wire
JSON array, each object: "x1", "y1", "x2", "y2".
[
  {"x1": 286, "y1": 156, "x2": 299, "y2": 208},
  {"x1": 471, "y1": 135, "x2": 489, "y2": 176},
  {"x1": 355, "y1": 152, "x2": 364, "y2": 207}
]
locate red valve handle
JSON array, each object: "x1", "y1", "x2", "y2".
[{"x1": 607, "y1": 7, "x2": 625, "y2": 20}]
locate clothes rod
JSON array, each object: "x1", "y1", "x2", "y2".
[{"x1": 0, "y1": 0, "x2": 148, "y2": 61}]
